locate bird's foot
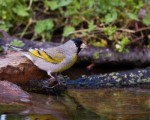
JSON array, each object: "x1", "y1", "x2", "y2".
[
  {"x1": 47, "y1": 77, "x2": 66, "y2": 88},
  {"x1": 46, "y1": 77, "x2": 58, "y2": 88}
]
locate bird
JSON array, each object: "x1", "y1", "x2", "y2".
[{"x1": 23, "y1": 39, "x2": 86, "y2": 86}]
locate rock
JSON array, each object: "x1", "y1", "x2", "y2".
[
  {"x1": 0, "y1": 51, "x2": 48, "y2": 85},
  {"x1": 0, "y1": 81, "x2": 32, "y2": 114},
  {"x1": 0, "y1": 80, "x2": 31, "y2": 104},
  {"x1": 0, "y1": 81, "x2": 31, "y2": 113}
]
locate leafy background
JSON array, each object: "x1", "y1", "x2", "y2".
[{"x1": 0, "y1": 0, "x2": 150, "y2": 52}]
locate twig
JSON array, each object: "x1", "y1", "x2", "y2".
[
  {"x1": 117, "y1": 28, "x2": 135, "y2": 33},
  {"x1": 69, "y1": 27, "x2": 135, "y2": 35},
  {"x1": 20, "y1": 19, "x2": 32, "y2": 38},
  {"x1": 135, "y1": 26, "x2": 150, "y2": 32},
  {"x1": 69, "y1": 25, "x2": 150, "y2": 36},
  {"x1": 28, "y1": 0, "x2": 33, "y2": 9}
]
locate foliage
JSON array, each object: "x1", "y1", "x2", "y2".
[
  {"x1": 0, "y1": 0, "x2": 150, "y2": 52},
  {"x1": 34, "y1": 19, "x2": 54, "y2": 40},
  {"x1": 10, "y1": 39, "x2": 25, "y2": 47},
  {"x1": 143, "y1": 11, "x2": 150, "y2": 25}
]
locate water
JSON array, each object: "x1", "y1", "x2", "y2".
[{"x1": 1, "y1": 88, "x2": 150, "y2": 120}]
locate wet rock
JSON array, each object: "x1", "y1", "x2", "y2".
[
  {"x1": 0, "y1": 80, "x2": 31, "y2": 104},
  {"x1": 0, "y1": 51, "x2": 48, "y2": 85},
  {"x1": 0, "y1": 81, "x2": 31, "y2": 114}
]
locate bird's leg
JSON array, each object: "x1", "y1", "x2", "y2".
[
  {"x1": 47, "y1": 71, "x2": 65, "y2": 88},
  {"x1": 54, "y1": 73, "x2": 66, "y2": 86},
  {"x1": 47, "y1": 71, "x2": 58, "y2": 87},
  {"x1": 47, "y1": 71, "x2": 55, "y2": 79},
  {"x1": 51, "y1": 73, "x2": 62, "y2": 85}
]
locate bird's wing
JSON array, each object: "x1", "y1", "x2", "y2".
[{"x1": 29, "y1": 48, "x2": 65, "y2": 64}]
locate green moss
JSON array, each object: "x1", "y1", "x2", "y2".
[
  {"x1": 0, "y1": 104, "x2": 27, "y2": 113},
  {"x1": 93, "y1": 52, "x2": 100, "y2": 60}
]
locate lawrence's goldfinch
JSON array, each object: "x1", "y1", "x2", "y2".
[{"x1": 23, "y1": 39, "x2": 86, "y2": 81}]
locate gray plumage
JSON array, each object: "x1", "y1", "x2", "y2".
[{"x1": 23, "y1": 40, "x2": 79, "y2": 77}]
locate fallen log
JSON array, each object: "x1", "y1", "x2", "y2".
[
  {"x1": 1, "y1": 34, "x2": 150, "y2": 67},
  {"x1": 66, "y1": 67, "x2": 150, "y2": 89},
  {"x1": 1, "y1": 34, "x2": 150, "y2": 94},
  {"x1": 27, "y1": 67, "x2": 150, "y2": 95},
  {"x1": 0, "y1": 50, "x2": 150, "y2": 95}
]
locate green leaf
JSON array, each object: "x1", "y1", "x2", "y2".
[
  {"x1": 115, "y1": 37, "x2": 130, "y2": 52},
  {"x1": 143, "y1": 11, "x2": 150, "y2": 26},
  {"x1": 71, "y1": 18, "x2": 82, "y2": 26},
  {"x1": 127, "y1": 13, "x2": 139, "y2": 21},
  {"x1": 13, "y1": 5, "x2": 29, "y2": 17},
  {"x1": 10, "y1": 39, "x2": 25, "y2": 47},
  {"x1": 88, "y1": 21, "x2": 96, "y2": 32},
  {"x1": 93, "y1": 52, "x2": 100, "y2": 60},
  {"x1": 104, "y1": 26, "x2": 116, "y2": 37},
  {"x1": 120, "y1": 37, "x2": 130, "y2": 46},
  {"x1": 45, "y1": 1, "x2": 59, "y2": 10},
  {"x1": 59, "y1": 0, "x2": 73, "y2": 7},
  {"x1": 63, "y1": 26, "x2": 75, "y2": 37},
  {"x1": 45, "y1": 0, "x2": 73, "y2": 10},
  {"x1": 0, "y1": 46, "x2": 4, "y2": 52},
  {"x1": 104, "y1": 12, "x2": 118, "y2": 24},
  {"x1": 115, "y1": 44, "x2": 123, "y2": 52},
  {"x1": 86, "y1": 1, "x2": 95, "y2": 8},
  {"x1": 111, "y1": 0, "x2": 125, "y2": 7},
  {"x1": 35, "y1": 19, "x2": 54, "y2": 34},
  {"x1": 0, "y1": 22, "x2": 12, "y2": 31}
]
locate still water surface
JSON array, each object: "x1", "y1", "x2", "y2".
[{"x1": 1, "y1": 88, "x2": 150, "y2": 120}]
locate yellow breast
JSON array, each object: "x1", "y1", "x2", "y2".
[{"x1": 58, "y1": 54, "x2": 78, "y2": 72}]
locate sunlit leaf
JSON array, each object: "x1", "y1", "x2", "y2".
[
  {"x1": 127, "y1": 13, "x2": 139, "y2": 21},
  {"x1": 91, "y1": 39, "x2": 107, "y2": 47},
  {"x1": 104, "y1": 12, "x2": 118, "y2": 24},
  {"x1": 10, "y1": 39, "x2": 25, "y2": 47},
  {"x1": 63, "y1": 26, "x2": 75, "y2": 37},
  {"x1": 0, "y1": 22, "x2": 12, "y2": 31},
  {"x1": 59, "y1": 0, "x2": 73, "y2": 7},
  {"x1": 120, "y1": 37, "x2": 130, "y2": 46},
  {"x1": 13, "y1": 5, "x2": 29, "y2": 17},
  {"x1": 103, "y1": 26, "x2": 117, "y2": 38},
  {"x1": 143, "y1": 11, "x2": 150, "y2": 26},
  {"x1": 35, "y1": 19, "x2": 54, "y2": 34},
  {"x1": 45, "y1": 1, "x2": 59, "y2": 10},
  {"x1": 111, "y1": 0, "x2": 126, "y2": 7},
  {"x1": 115, "y1": 44, "x2": 123, "y2": 52},
  {"x1": 115, "y1": 37, "x2": 130, "y2": 52},
  {"x1": 45, "y1": 0, "x2": 73, "y2": 10},
  {"x1": 71, "y1": 18, "x2": 82, "y2": 26},
  {"x1": 86, "y1": 0, "x2": 95, "y2": 8},
  {"x1": 0, "y1": 47, "x2": 4, "y2": 52},
  {"x1": 88, "y1": 21, "x2": 96, "y2": 32}
]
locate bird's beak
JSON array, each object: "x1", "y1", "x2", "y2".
[{"x1": 81, "y1": 43, "x2": 87, "y2": 49}]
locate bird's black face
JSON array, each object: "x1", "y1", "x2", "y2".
[{"x1": 72, "y1": 38, "x2": 83, "y2": 53}]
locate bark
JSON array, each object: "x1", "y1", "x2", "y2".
[
  {"x1": 1, "y1": 33, "x2": 150, "y2": 67},
  {"x1": 1, "y1": 33, "x2": 150, "y2": 93},
  {"x1": 66, "y1": 67, "x2": 150, "y2": 89}
]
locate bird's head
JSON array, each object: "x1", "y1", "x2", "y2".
[{"x1": 71, "y1": 38, "x2": 86, "y2": 53}]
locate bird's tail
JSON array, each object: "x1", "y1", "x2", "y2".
[
  {"x1": 23, "y1": 52, "x2": 35, "y2": 62},
  {"x1": 7, "y1": 44, "x2": 36, "y2": 62}
]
